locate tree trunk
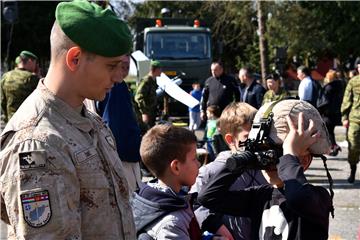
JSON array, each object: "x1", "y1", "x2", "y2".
[{"x1": 257, "y1": 1, "x2": 269, "y2": 87}]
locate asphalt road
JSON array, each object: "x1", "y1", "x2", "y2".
[{"x1": 1, "y1": 127, "x2": 359, "y2": 239}]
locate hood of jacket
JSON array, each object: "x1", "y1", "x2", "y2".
[{"x1": 131, "y1": 179, "x2": 194, "y2": 233}]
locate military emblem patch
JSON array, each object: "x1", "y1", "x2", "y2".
[
  {"x1": 21, "y1": 190, "x2": 51, "y2": 227},
  {"x1": 105, "y1": 135, "x2": 116, "y2": 150},
  {"x1": 74, "y1": 147, "x2": 98, "y2": 165},
  {"x1": 19, "y1": 151, "x2": 46, "y2": 170}
]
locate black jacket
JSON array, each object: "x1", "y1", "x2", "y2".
[
  {"x1": 239, "y1": 80, "x2": 266, "y2": 109},
  {"x1": 318, "y1": 79, "x2": 345, "y2": 125},
  {"x1": 198, "y1": 154, "x2": 332, "y2": 240},
  {"x1": 201, "y1": 74, "x2": 240, "y2": 112}
]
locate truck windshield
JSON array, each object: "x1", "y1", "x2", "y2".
[{"x1": 145, "y1": 32, "x2": 211, "y2": 60}]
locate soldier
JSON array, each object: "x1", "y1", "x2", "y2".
[
  {"x1": 0, "y1": 1, "x2": 135, "y2": 239},
  {"x1": 1, "y1": 50, "x2": 39, "y2": 128},
  {"x1": 341, "y1": 63, "x2": 360, "y2": 183},
  {"x1": 262, "y1": 73, "x2": 291, "y2": 105},
  {"x1": 135, "y1": 60, "x2": 162, "y2": 129}
]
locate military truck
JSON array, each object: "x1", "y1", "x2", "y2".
[{"x1": 133, "y1": 17, "x2": 212, "y2": 118}]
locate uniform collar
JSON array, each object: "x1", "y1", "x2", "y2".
[{"x1": 38, "y1": 79, "x2": 93, "y2": 132}]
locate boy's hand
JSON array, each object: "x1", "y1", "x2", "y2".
[{"x1": 283, "y1": 112, "x2": 320, "y2": 157}]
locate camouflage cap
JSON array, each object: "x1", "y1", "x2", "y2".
[
  {"x1": 55, "y1": 0, "x2": 132, "y2": 57},
  {"x1": 150, "y1": 60, "x2": 162, "y2": 68},
  {"x1": 254, "y1": 99, "x2": 331, "y2": 155},
  {"x1": 19, "y1": 50, "x2": 38, "y2": 60}
]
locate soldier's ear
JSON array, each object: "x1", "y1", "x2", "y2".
[{"x1": 66, "y1": 47, "x2": 82, "y2": 72}]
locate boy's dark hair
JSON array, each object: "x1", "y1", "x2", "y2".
[
  {"x1": 206, "y1": 105, "x2": 221, "y2": 118},
  {"x1": 140, "y1": 124, "x2": 197, "y2": 177}
]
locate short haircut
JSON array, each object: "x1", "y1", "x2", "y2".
[
  {"x1": 240, "y1": 66, "x2": 253, "y2": 78},
  {"x1": 50, "y1": 21, "x2": 95, "y2": 61},
  {"x1": 297, "y1": 65, "x2": 311, "y2": 76},
  {"x1": 206, "y1": 105, "x2": 221, "y2": 118},
  {"x1": 140, "y1": 124, "x2": 197, "y2": 177},
  {"x1": 219, "y1": 102, "x2": 257, "y2": 137}
]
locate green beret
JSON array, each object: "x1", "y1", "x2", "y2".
[
  {"x1": 151, "y1": 60, "x2": 162, "y2": 68},
  {"x1": 55, "y1": 0, "x2": 132, "y2": 57},
  {"x1": 20, "y1": 50, "x2": 38, "y2": 60}
]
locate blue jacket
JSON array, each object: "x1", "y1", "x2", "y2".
[
  {"x1": 239, "y1": 81, "x2": 266, "y2": 109},
  {"x1": 98, "y1": 82, "x2": 141, "y2": 162}
]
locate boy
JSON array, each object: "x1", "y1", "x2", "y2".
[
  {"x1": 132, "y1": 124, "x2": 201, "y2": 239},
  {"x1": 198, "y1": 100, "x2": 333, "y2": 240},
  {"x1": 189, "y1": 81, "x2": 202, "y2": 131},
  {"x1": 191, "y1": 102, "x2": 267, "y2": 240}
]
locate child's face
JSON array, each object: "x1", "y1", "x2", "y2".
[
  {"x1": 193, "y1": 83, "x2": 200, "y2": 91},
  {"x1": 177, "y1": 143, "x2": 200, "y2": 187}
]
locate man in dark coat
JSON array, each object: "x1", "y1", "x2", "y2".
[{"x1": 238, "y1": 67, "x2": 266, "y2": 109}]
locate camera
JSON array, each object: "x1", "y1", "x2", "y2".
[{"x1": 226, "y1": 112, "x2": 282, "y2": 171}]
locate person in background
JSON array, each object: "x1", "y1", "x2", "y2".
[
  {"x1": 318, "y1": 69, "x2": 345, "y2": 156},
  {"x1": 0, "y1": 1, "x2": 136, "y2": 238},
  {"x1": 238, "y1": 67, "x2": 266, "y2": 109},
  {"x1": 191, "y1": 102, "x2": 267, "y2": 240},
  {"x1": 189, "y1": 81, "x2": 202, "y2": 131},
  {"x1": 1, "y1": 50, "x2": 39, "y2": 128},
  {"x1": 341, "y1": 63, "x2": 360, "y2": 183},
  {"x1": 262, "y1": 73, "x2": 291, "y2": 105},
  {"x1": 135, "y1": 60, "x2": 162, "y2": 129},
  {"x1": 200, "y1": 61, "x2": 240, "y2": 121},
  {"x1": 297, "y1": 65, "x2": 321, "y2": 107},
  {"x1": 206, "y1": 105, "x2": 222, "y2": 162},
  {"x1": 97, "y1": 54, "x2": 142, "y2": 193}
]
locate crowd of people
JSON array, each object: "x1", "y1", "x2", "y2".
[{"x1": 0, "y1": 1, "x2": 360, "y2": 239}]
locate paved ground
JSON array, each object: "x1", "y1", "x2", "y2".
[{"x1": 1, "y1": 127, "x2": 359, "y2": 239}]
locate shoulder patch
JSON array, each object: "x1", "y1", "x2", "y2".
[
  {"x1": 19, "y1": 151, "x2": 46, "y2": 170},
  {"x1": 21, "y1": 190, "x2": 52, "y2": 228}
]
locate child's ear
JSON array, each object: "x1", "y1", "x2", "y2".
[
  {"x1": 66, "y1": 46, "x2": 82, "y2": 72},
  {"x1": 170, "y1": 159, "x2": 180, "y2": 175},
  {"x1": 224, "y1": 133, "x2": 234, "y2": 146}
]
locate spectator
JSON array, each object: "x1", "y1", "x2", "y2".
[
  {"x1": 200, "y1": 61, "x2": 240, "y2": 121},
  {"x1": 318, "y1": 69, "x2": 345, "y2": 156},
  {"x1": 198, "y1": 100, "x2": 333, "y2": 240},
  {"x1": 297, "y1": 65, "x2": 321, "y2": 107},
  {"x1": 189, "y1": 81, "x2": 202, "y2": 131},
  {"x1": 191, "y1": 102, "x2": 267, "y2": 240},
  {"x1": 238, "y1": 67, "x2": 266, "y2": 109},
  {"x1": 262, "y1": 73, "x2": 291, "y2": 105},
  {"x1": 132, "y1": 125, "x2": 203, "y2": 239},
  {"x1": 97, "y1": 54, "x2": 142, "y2": 193},
  {"x1": 0, "y1": 1, "x2": 136, "y2": 238},
  {"x1": 1, "y1": 50, "x2": 39, "y2": 127},
  {"x1": 135, "y1": 60, "x2": 162, "y2": 129},
  {"x1": 205, "y1": 105, "x2": 222, "y2": 162},
  {"x1": 341, "y1": 63, "x2": 360, "y2": 183}
]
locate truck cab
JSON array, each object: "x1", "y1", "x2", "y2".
[{"x1": 134, "y1": 18, "x2": 212, "y2": 117}]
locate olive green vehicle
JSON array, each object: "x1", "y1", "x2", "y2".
[{"x1": 133, "y1": 18, "x2": 212, "y2": 118}]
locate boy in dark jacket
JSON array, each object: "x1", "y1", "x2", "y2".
[
  {"x1": 132, "y1": 125, "x2": 201, "y2": 239},
  {"x1": 198, "y1": 100, "x2": 333, "y2": 240}
]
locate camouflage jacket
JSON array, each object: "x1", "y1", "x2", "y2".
[
  {"x1": 341, "y1": 76, "x2": 360, "y2": 124},
  {"x1": 262, "y1": 87, "x2": 291, "y2": 105},
  {"x1": 1, "y1": 68, "x2": 39, "y2": 125},
  {"x1": 0, "y1": 80, "x2": 135, "y2": 239},
  {"x1": 134, "y1": 75, "x2": 158, "y2": 116}
]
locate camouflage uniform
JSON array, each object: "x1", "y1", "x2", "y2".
[
  {"x1": 261, "y1": 87, "x2": 291, "y2": 105},
  {"x1": 1, "y1": 68, "x2": 39, "y2": 126},
  {"x1": 135, "y1": 75, "x2": 158, "y2": 127},
  {"x1": 0, "y1": 81, "x2": 136, "y2": 239},
  {"x1": 341, "y1": 75, "x2": 360, "y2": 166}
]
